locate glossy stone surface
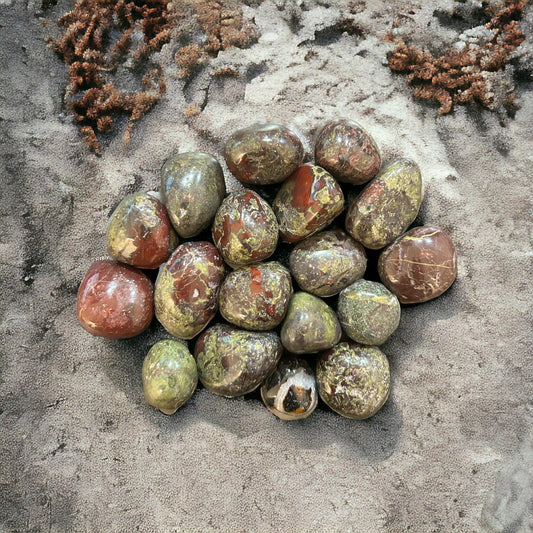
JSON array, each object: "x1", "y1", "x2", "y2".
[
  {"x1": 142, "y1": 339, "x2": 197, "y2": 415},
  {"x1": 273, "y1": 164, "x2": 345, "y2": 243},
  {"x1": 337, "y1": 280, "x2": 401, "y2": 345},
  {"x1": 106, "y1": 192, "x2": 178, "y2": 269},
  {"x1": 314, "y1": 118, "x2": 381, "y2": 185},
  {"x1": 77, "y1": 260, "x2": 154, "y2": 339},
  {"x1": 289, "y1": 230, "x2": 367, "y2": 297},
  {"x1": 194, "y1": 323, "x2": 283, "y2": 397},
  {"x1": 212, "y1": 190, "x2": 278, "y2": 268},
  {"x1": 345, "y1": 158, "x2": 423, "y2": 250},
  {"x1": 261, "y1": 356, "x2": 318, "y2": 421},
  {"x1": 224, "y1": 123, "x2": 304, "y2": 185},
  {"x1": 161, "y1": 152, "x2": 226, "y2": 238},
  {"x1": 281, "y1": 292, "x2": 342, "y2": 354},
  {"x1": 317, "y1": 342, "x2": 390, "y2": 419},
  {"x1": 219, "y1": 262, "x2": 293, "y2": 331},
  {"x1": 378, "y1": 226, "x2": 457, "y2": 304},
  {"x1": 155, "y1": 241, "x2": 226, "y2": 339}
]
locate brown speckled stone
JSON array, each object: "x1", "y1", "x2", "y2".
[
  {"x1": 224, "y1": 123, "x2": 304, "y2": 185},
  {"x1": 219, "y1": 262, "x2": 293, "y2": 331},
  {"x1": 154, "y1": 241, "x2": 226, "y2": 339},
  {"x1": 289, "y1": 230, "x2": 367, "y2": 297},
  {"x1": 316, "y1": 341, "x2": 390, "y2": 420},
  {"x1": 378, "y1": 225, "x2": 458, "y2": 304},
  {"x1": 314, "y1": 118, "x2": 381, "y2": 185}
]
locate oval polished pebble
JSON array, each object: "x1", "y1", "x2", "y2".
[
  {"x1": 316, "y1": 341, "x2": 390, "y2": 419},
  {"x1": 378, "y1": 226, "x2": 457, "y2": 304},
  {"x1": 154, "y1": 241, "x2": 226, "y2": 339},
  {"x1": 314, "y1": 118, "x2": 381, "y2": 185},
  {"x1": 219, "y1": 262, "x2": 293, "y2": 331},
  {"x1": 273, "y1": 163, "x2": 345, "y2": 243},
  {"x1": 345, "y1": 158, "x2": 423, "y2": 250},
  {"x1": 142, "y1": 339, "x2": 198, "y2": 415},
  {"x1": 161, "y1": 152, "x2": 226, "y2": 238},
  {"x1": 194, "y1": 323, "x2": 283, "y2": 397},
  {"x1": 224, "y1": 123, "x2": 304, "y2": 185},
  {"x1": 106, "y1": 192, "x2": 178, "y2": 269},
  {"x1": 212, "y1": 190, "x2": 279, "y2": 268},
  {"x1": 260, "y1": 356, "x2": 318, "y2": 420},
  {"x1": 289, "y1": 230, "x2": 367, "y2": 297},
  {"x1": 337, "y1": 279, "x2": 401, "y2": 345},
  {"x1": 281, "y1": 292, "x2": 342, "y2": 354},
  {"x1": 77, "y1": 260, "x2": 154, "y2": 339}
]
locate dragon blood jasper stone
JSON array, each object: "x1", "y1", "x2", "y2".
[
  {"x1": 378, "y1": 226, "x2": 457, "y2": 304},
  {"x1": 77, "y1": 260, "x2": 154, "y2": 339},
  {"x1": 281, "y1": 292, "x2": 342, "y2": 354},
  {"x1": 155, "y1": 241, "x2": 226, "y2": 339},
  {"x1": 346, "y1": 158, "x2": 423, "y2": 250},
  {"x1": 317, "y1": 341, "x2": 390, "y2": 420},
  {"x1": 314, "y1": 118, "x2": 381, "y2": 185},
  {"x1": 219, "y1": 262, "x2": 293, "y2": 331},
  {"x1": 106, "y1": 192, "x2": 178, "y2": 269},
  {"x1": 212, "y1": 190, "x2": 278, "y2": 268},
  {"x1": 337, "y1": 280, "x2": 401, "y2": 345},
  {"x1": 224, "y1": 123, "x2": 304, "y2": 185},
  {"x1": 261, "y1": 356, "x2": 318, "y2": 421},
  {"x1": 142, "y1": 339, "x2": 198, "y2": 415},
  {"x1": 289, "y1": 230, "x2": 367, "y2": 297},
  {"x1": 273, "y1": 164, "x2": 345, "y2": 243},
  {"x1": 161, "y1": 152, "x2": 226, "y2": 238},
  {"x1": 194, "y1": 323, "x2": 283, "y2": 397}
]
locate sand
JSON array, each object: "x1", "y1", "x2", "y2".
[{"x1": 1, "y1": 0, "x2": 532, "y2": 531}]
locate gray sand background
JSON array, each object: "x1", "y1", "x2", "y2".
[{"x1": 1, "y1": 1, "x2": 532, "y2": 531}]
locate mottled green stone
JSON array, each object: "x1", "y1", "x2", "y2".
[
  {"x1": 194, "y1": 323, "x2": 283, "y2": 397},
  {"x1": 316, "y1": 342, "x2": 390, "y2": 419},
  {"x1": 161, "y1": 152, "x2": 226, "y2": 238},
  {"x1": 345, "y1": 158, "x2": 423, "y2": 249},
  {"x1": 281, "y1": 292, "x2": 342, "y2": 354},
  {"x1": 142, "y1": 339, "x2": 198, "y2": 415},
  {"x1": 337, "y1": 280, "x2": 401, "y2": 345}
]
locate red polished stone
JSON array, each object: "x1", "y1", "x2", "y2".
[
  {"x1": 77, "y1": 260, "x2": 154, "y2": 339},
  {"x1": 378, "y1": 226, "x2": 457, "y2": 304}
]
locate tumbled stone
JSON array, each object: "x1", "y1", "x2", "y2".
[
  {"x1": 281, "y1": 292, "x2": 341, "y2": 354},
  {"x1": 378, "y1": 225, "x2": 457, "y2": 304},
  {"x1": 314, "y1": 118, "x2": 381, "y2": 185},
  {"x1": 345, "y1": 158, "x2": 423, "y2": 250},
  {"x1": 155, "y1": 241, "x2": 226, "y2": 339},
  {"x1": 142, "y1": 339, "x2": 197, "y2": 415},
  {"x1": 77, "y1": 260, "x2": 154, "y2": 339},
  {"x1": 316, "y1": 341, "x2": 390, "y2": 419},
  {"x1": 106, "y1": 192, "x2": 178, "y2": 269},
  {"x1": 289, "y1": 229, "x2": 367, "y2": 297},
  {"x1": 212, "y1": 190, "x2": 278, "y2": 269},
  {"x1": 194, "y1": 323, "x2": 283, "y2": 397},
  {"x1": 337, "y1": 279, "x2": 401, "y2": 345},
  {"x1": 273, "y1": 164, "x2": 344, "y2": 243},
  {"x1": 261, "y1": 356, "x2": 318, "y2": 421},
  {"x1": 219, "y1": 262, "x2": 293, "y2": 331},
  {"x1": 161, "y1": 152, "x2": 226, "y2": 238},
  {"x1": 224, "y1": 123, "x2": 304, "y2": 185}
]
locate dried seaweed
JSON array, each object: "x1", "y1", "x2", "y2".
[{"x1": 388, "y1": 1, "x2": 526, "y2": 114}]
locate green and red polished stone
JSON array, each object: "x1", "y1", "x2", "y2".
[
  {"x1": 155, "y1": 241, "x2": 226, "y2": 340},
  {"x1": 273, "y1": 163, "x2": 345, "y2": 243},
  {"x1": 212, "y1": 190, "x2": 279, "y2": 269},
  {"x1": 106, "y1": 192, "x2": 178, "y2": 269},
  {"x1": 194, "y1": 323, "x2": 283, "y2": 397},
  {"x1": 218, "y1": 262, "x2": 293, "y2": 331},
  {"x1": 77, "y1": 260, "x2": 154, "y2": 339},
  {"x1": 224, "y1": 123, "x2": 304, "y2": 185}
]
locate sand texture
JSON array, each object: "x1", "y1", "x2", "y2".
[{"x1": 1, "y1": 1, "x2": 532, "y2": 531}]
